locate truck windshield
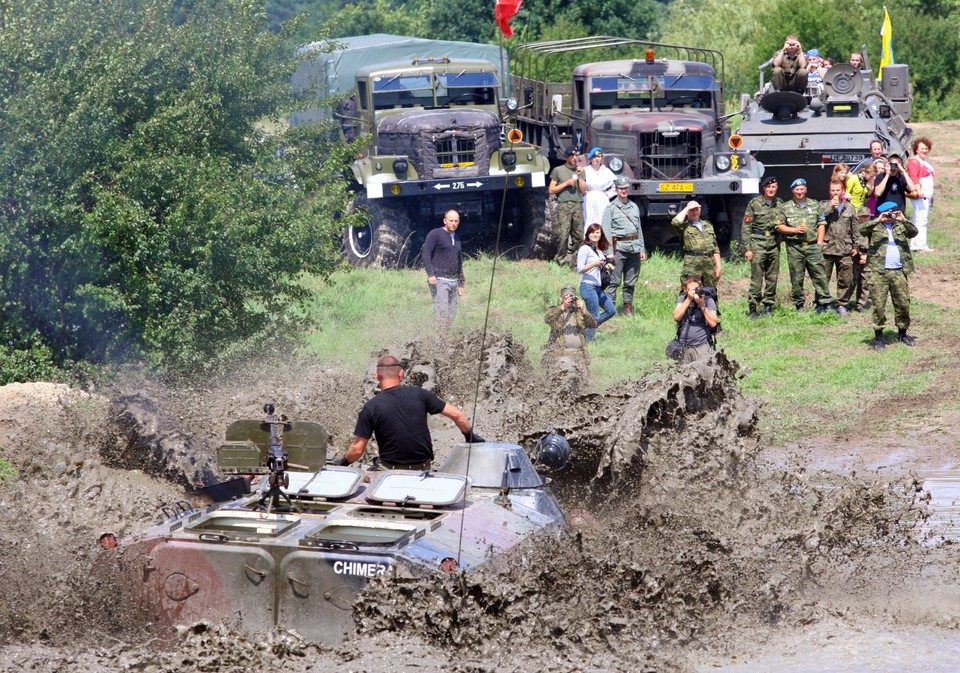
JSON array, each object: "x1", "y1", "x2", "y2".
[
  {"x1": 372, "y1": 74, "x2": 434, "y2": 109},
  {"x1": 437, "y1": 72, "x2": 499, "y2": 106},
  {"x1": 589, "y1": 75, "x2": 717, "y2": 110}
]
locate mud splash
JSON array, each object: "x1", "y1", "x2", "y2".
[{"x1": 0, "y1": 337, "x2": 948, "y2": 672}]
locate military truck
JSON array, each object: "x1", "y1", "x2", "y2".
[
  {"x1": 735, "y1": 48, "x2": 914, "y2": 201},
  {"x1": 292, "y1": 34, "x2": 551, "y2": 267},
  {"x1": 509, "y1": 36, "x2": 762, "y2": 251}
]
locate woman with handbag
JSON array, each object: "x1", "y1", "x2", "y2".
[{"x1": 577, "y1": 223, "x2": 616, "y2": 342}]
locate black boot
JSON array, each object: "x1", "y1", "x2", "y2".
[
  {"x1": 763, "y1": 305, "x2": 773, "y2": 316},
  {"x1": 873, "y1": 329, "x2": 885, "y2": 352},
  {"x1": 898, "y1": 329, "x2": 916, "y2": 347},
  {"x1": 749, "y1": 308, "x2": 759, "y2": 320}
]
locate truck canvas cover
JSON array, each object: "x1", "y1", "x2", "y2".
[{"x1": 291, "y1": 34, "x2": 508, "y2": 126}]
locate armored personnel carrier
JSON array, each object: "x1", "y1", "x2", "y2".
[
  {"x1": 292, "y1": 35, "x2": 551, "y2": 266},
  {"x1": 735, "y1": 52, "x2": 913, "y2": 202},
  {"x1": 99, "y1": 406, "x2": 568, "y2": 644},
  {"x1": 509, "y1": 36, "x2": 763, "y2": 251}
]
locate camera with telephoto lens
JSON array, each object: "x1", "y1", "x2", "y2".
[{"x1": 694, "y1": 287, "x2": 716, "y2": 299}]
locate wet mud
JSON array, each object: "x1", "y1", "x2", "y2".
[{"x1": 0, "y1": 337, "x2": 957, "y2": 672}]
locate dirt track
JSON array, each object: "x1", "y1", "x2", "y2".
[{"x1": 2, "y1": 122, "x2": 960, "y2": 672}]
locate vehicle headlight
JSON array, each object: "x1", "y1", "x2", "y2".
[
  {"x1": 393, "y1": 158, "x2": 408, "y2": 175},
  {"x1": 502, "y1": 151, "x2": 517, "y2": 167},
  {"x1": 505, "y1": 97, "x2": 519, "y2": 112},
  {"x1": 715, "y1": 155, "x2": 731, "y2": 171},
  {"x1": 609, "y1": 157, "x2": 623, "y2": 172}
]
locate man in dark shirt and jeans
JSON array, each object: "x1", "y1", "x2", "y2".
[
  {"x1": 422, "y1": 209, "x2": 465, "y2": 330},
  {"x1": 672, "y1": 275, "x2": 719, "y2": 365},
  {"x1": 335, "y1": 355, "x2": 484, "y2": 470}
]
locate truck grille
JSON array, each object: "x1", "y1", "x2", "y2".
[
  {"x1": 636, "y1": 132, "x2": 702, "y2": 181},
  {"x1": 435, "y1": 136, "x2": 477, "y2": 167}
]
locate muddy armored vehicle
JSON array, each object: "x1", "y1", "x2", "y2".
[
  {"x1": 99, "y1": 406, "x2": 568, "y2": 644},
  {"x1": 735, "y1": 51, "x2": 913, "y2": 202},
  {"x1": 292, "y1": 34, "x2": 551, "y2": 266},
  {"x1": 509, "y1": 36, "x2": 762, "y2": 251}
]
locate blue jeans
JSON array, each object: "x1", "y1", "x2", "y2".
[{"x1": 580, "y1": 282, "x2": 616, "y2": 341}]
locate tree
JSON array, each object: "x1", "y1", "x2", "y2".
[{"x1": 0, "y1": 0, "x2": 359, "y2": 373}]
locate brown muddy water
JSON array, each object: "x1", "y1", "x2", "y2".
[{"x1": 2, "y1": 339, "x2": 960, "y2": 672}]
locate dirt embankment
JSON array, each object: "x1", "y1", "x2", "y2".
[{"x1": 1, "y1": 335, "x2": 952, "y2": 673}]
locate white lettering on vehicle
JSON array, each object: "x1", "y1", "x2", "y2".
[{"x1": 332, "y1": 560, "x2": 388, "y2": 577}]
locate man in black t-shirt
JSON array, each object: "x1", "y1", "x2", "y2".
[
  {"x1": 873, "y1": 153, "x2": 917, "y2": 213},
  {"x1": 334, "y1": 355, "x2": 484, "y2": 470}
]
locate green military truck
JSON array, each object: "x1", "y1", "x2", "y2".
[
  {"x1": 510, "y1": 36, "x2": 763, "y2": 251},
  {"x1": 293, "y1": 34, "x2": 551, "y2": 267}
]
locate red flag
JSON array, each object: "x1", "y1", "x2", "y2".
[{"x1": 495, "y1": 0, "x2": 522, "y2": 39}]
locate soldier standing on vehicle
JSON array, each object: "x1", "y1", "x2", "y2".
[
  {"x1": 601, "y1": 176, "x2": 646, "y2": 316},
  {"x1": 820, "y1": 179, "x2": 860, "y2": 317},
  {"x1": 548, "y1": 147, "x2": 585, "y2": 265},
  {"x1": 671, "y1": 200, "x2": 721, "y2": 291},
  {"x1": 860, "y1": 203, "x2": 918, "y2": 351},
  {"x1": 422, "y1": 210, "x2": 465, "y2": 331},
  {"x1": 334, "y1": 355, "x2": 484, "y2": 469},
  {"x1": 771, "y1": 35, "x2": 808, "y2": 93},
  {"x1": 775, "y1": 179, "x2": 836, "y2": 312},
  {"x1": 744, "y1": 176, "x2": 782, "y2": 318}
]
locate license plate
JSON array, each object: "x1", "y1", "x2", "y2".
[
  {"x1": 439, "y1": 161, "x2": 476, "y2": 168},
  {"x1": 657, "y1": 182, "x2": 694, "y2": 193}
]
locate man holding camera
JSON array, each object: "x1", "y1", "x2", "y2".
[
  {"x1": 860, "y1": 202, "x2": 918, "y2": 351},
  {"x1": 771, "y1": 35, "x2": 808, "y2": 93},
  {"x1": 873, "y1": 153, "x2": 918, "y2": 213},
  {"x1": 541, "y1": 286, "x2": 596, "y2": 382},
  {"x1": 672, "y1": 275, "x2": 719, "y2": 365}
]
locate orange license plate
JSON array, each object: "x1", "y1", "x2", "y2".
[{"x1": 657, "y1": 182, "x2": 695, "y2": 193}]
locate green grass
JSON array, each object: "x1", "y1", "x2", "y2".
[
  {"x1": 299, "y1": 243, "x2": 960, "y2": 445},
  {"x1": 0, "y1": 454, "x2": 17, "y2": 481}
]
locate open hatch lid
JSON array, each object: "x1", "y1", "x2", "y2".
[
  {"x1": 286, "y1": 467, "x2": 363, "y2": 500},
  {"x1": 367, "y1": 471, "x2": 468, "y2": 507}
]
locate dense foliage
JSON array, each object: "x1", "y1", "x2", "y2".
[{"x1": 0, "y1": 0, "x2": 358, "y2": 375}]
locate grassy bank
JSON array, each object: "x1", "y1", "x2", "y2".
[{"x1": 302, "y1": 126, "x2": 960, "y2": 445}]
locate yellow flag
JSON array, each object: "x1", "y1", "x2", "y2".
[{"x1": 879, "y1": 6, "x2": 894, "y2": 81}]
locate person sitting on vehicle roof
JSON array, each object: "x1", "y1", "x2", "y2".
[
  {"x1": 805, "y1": 49, "x2": 826, "y2": 86},
  {"x1": 771, "y1": 35, "x2": 808, "y2": 94},
  {"x1": 333, "y1": 355, "x2": 484, "y2": 471},
  {"x1": 850, "y1": 52, "x2": 864, "y2": 70}
]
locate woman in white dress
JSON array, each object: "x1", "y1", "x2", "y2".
[
  {"x1": 580, "y1": 147, "x2": 616, "y2": 230},
  {"x1": 906, "y1": 136, "x2": 935, "y2": 252}
]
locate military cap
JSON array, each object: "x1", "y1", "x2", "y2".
[
  {"x1": 563, "y1": 146, "x2": 577, "y2": 157},
  {"x1": 587, "y1": 147, "x2": 603, "y2": 160},
  {"x1": 877, "y1": 201, "x2": 898, "y2": 213},
  {"x1": 857, "y1": 206, "x2": 872, "y2": 217},
  {"x1": 614, "y1": 176, "x2": 631, "y2": 188},
  {"x1": 790, "y1": 178, "x2": 807, "y2": 189},
  {"x1": 761, "y1": 176, "x2": 778, "y2": 188}
]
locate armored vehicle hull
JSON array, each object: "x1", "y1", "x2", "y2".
[
  {"x1": 736, "y1": 60, "x2": 913, "y2": 202},
  {"x1": 100, "y1": 417, "x2": 566, "y2": 644}
]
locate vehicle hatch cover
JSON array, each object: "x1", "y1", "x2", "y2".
[
  {"x1": 367, "y1": 472, "x2": 467, "y2": 507},
  {"x1": 287, "y1": 468, "x2": 363, "y2": 500}
]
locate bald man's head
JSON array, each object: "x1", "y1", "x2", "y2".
[{"x1": 375, "y1": 355, "x2": 403, "y2": 383}]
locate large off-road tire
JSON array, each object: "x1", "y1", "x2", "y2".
[
  {"x1": 345, "y1": 194, "x2": 414, "y2": 268},
  {"x1": 504, "y1": 189, "x2": 553, "y2": 260}
]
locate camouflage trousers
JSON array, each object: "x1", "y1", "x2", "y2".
[
  {"x1": 785, "y1": 244, "x2": 835, "y2": 308},
  {"x1": 680, "y1": 254, "x2": 717, "y2": 290},
  {"x1": 853, "y1": 261, "x2": 871, "y2": 310},
  {"x1": 553, "y1": 201, "x2": 584, "y2": 264},
  {"x1": 747, "y1": 244, "x2": 780, "y2": 311},
  {"x1": 870, "y1": 268, "x2": 911, "y2": 330},
  {"x1": 822, "y1": 254, "x2": 855, "y2": 308}
]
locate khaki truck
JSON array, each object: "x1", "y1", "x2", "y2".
[
  {"x1": 293, "y1": 34, "x2": 551, "y2": 266},
  {"x1": 510, "y1": 36, "x2": 763, "y2": 251}
]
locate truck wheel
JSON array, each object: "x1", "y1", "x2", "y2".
[
  {"x1": 345, "y1": 195, "x2": 413, "y2": 268},
  {"x1": 723, "y1": 196, "x2": 751, "y2": 258}
]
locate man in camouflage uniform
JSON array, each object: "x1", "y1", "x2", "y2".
[
  {"x1": 671, "y1": 200, "x2": 721, "y2": 290},
  {"x1": 541, "y1": 286, "x2": 596, "y2": 386},
  {"x1": 548, "y1": 147, "x2": 584, "y2": 265},
  {"x1": 601, "y1": 176, "x2": 646, "y2": 316},
  {"x1": 820, "y1": 179, "x2": 860, "y2": 317},
  {"x1": 771, "y1": 34, "x2": 808, "y2": 93},
  {"x1": 852, "y1": 206, "x2": 872, "y2": 311},
  {"x1": 860, "y1": 202, "x2": 918, "y2": 351},
  {"x1": 744, "y1": 176, "x2": 782, "y2": 318},
  {"x1": 775, "y1": 178, "x2": 836, "y2": 312}
]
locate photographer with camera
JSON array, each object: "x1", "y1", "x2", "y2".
[
  {"x1": 859, "y1": 202, "x2": 918, "y2": 352},
  {"x1": 873, "y1": 153, "x2": 918, "y2": 214},
  {"x1": 670, "y1": 275, "x2": 719, "y2": 365},
  {"x1": 541, "y1": 286, "x2": 596, "y2": 384}
]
